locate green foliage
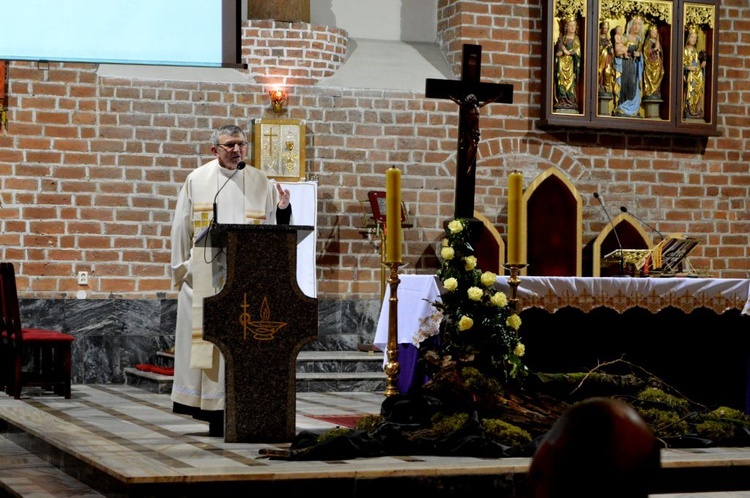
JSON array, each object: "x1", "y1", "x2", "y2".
[
  {"x1": 482, "y1": 418, "x2": 533, "y2": 449},
  {"x1": 429, "y1": 412, "x2": 470, "y2": 439},
  {"x1": 705, "y1": 406, "x2": 750, "y2": 424},
  {"x1": 317, "y1": 427, "x2": 351, "y2": 443},
  {"x1": 637, "y1": 407, "x2": 690, "y2": 437},
  {"x1": 694, "y1": 406, "x2": 750, "y2": 445},
  {"x1": 356, "y1": 414, "x2": 383, "y2": 432},
  {"x1": 461, "y1": 366, "x2": 504, "y2": 397},
  {"x1": 636, "y1": 387, "x2": 690, "y2": 415},
  {"x1": 422, "y1": 411, "x2": 532, "y2": 450},
  {"x1": 634, "y1": 387, "x2": 692, "y2": 438},
  {"x1": 694, "y1": 419, "x2": 737, "y2": 444}
]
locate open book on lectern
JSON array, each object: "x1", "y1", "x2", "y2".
[
  {"x1": 639, "y1": 234, "x2": 699, "y2": 274},
  {"x1": 603, "y1": 234, "x2": 699, "y2": 275}
]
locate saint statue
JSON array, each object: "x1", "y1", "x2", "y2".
[
  {"x1": 553, "y1": 17, "x2": 582, "y2": 113},
  {"x1": 643, "y1": 25, "x2": 665, "y2": 100},
  {"x1": 597, "y1": 20, "x2": 615, "y2": 98},
  {"x1": 612, "y1": 16, "x2": 645, "y2": 117},
  {"x1": 682, "y1": 25, "x2": 707, "y2": 120}
]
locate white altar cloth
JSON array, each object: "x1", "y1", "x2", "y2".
[
  {"x1": 374, "y1": 276, "x2": 750, "y2": 350},
  {"x1": 496, "y1": 276, "x2": 750, "y2": 315},
  {"x1": 373, "y1": 275, "x2": 442, "y2": 353}
]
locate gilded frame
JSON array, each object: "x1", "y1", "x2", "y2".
[
  {"x1": 540, "y1": 0, "x2": 718, "y2": 136},
  {"x1": 252, "y1": 118, "x2": 306, "y2": 181}
]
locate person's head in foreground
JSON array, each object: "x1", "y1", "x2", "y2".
[{"x1": 527, "y1": 397, "x2": 661, "y2": 498}]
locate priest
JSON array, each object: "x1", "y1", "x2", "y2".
[{"x1": 169, "y1": 124, "x2": 292, "y2": 436}]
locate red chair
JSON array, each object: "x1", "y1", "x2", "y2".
[{"x1": 0, "y1": 262, "x2": 74, "y2": 399}]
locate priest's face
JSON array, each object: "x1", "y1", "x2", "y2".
[{"x1": 211, "y1": 132, "x2": 248, "y2": 170}]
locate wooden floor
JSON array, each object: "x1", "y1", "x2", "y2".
[{"x1": 2, "y1": 385, "x2": 750, "y2": 497}]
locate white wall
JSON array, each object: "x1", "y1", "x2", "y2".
[{"x1": 310, "y1": 0, "x2": 437, "y2": 42}]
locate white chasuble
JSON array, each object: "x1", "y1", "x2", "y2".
[{"x1": 170, "y1": 159, "x2": 278, "y2": 410}]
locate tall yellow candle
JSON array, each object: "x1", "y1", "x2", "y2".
[
  {"x1": 385, "y1": 167, "x2": 402, "y2": 263},
  {"x1": 507, "y1": 171, "x2": 523, "y2": 264}
]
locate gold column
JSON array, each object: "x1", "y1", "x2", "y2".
[
  {"x1": 380, "y1": 227, "x2": 387, "y2": 302},
  {"x1": 383, "y1": 262, "x2": 401, "y2": 397}
]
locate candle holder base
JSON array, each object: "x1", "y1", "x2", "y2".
[
  {"x1": 384, "y1": 261, "x2": 402, "y2": 397},
  {"x1": 502, "y1": 263, "x2": 527, "y2": 313}
]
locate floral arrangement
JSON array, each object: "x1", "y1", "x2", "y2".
[{"x1": 417, "y1": 218, "x2": 527, "y2": 389}]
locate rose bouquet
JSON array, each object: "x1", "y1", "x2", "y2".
[{"x1": 418, "y1": 218, "x2": 527, "y2": 394}]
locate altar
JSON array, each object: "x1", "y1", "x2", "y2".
[{"x1": 374, "y1": 275, "x2": 750, "y2": 410}]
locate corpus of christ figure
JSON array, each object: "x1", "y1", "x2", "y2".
[
  {"x1": 425, "y1": 44, "x2": 514, "y2": 219},
  {"x1": 450, "y1": 93, "x2": 502, "y2": 175}
]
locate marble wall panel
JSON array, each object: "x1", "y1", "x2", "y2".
[{"x1": 18, "y1": 298, "x2": 381, "y2": 384}]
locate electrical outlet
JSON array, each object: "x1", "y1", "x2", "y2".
[{"x1": 77, "y1": 271, "x2": 89, "y2": 286}]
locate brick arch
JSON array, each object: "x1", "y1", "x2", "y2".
[
  {"x1": 480, "y1": 137, "x2": 587, "y2": 181},
  {"x1": 474, "y1": 138, "x2": 587, "y2": 276}
]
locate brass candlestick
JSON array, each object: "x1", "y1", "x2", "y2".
[
  {"x1": 379, "y1": 225, "x2": 387, "y2": 302},
  {"x1": 384, "y1": 261, "x2": 401, "y2": 397},
  {"x1": 503, "y1": 263, "x2": 527, "y2": 313}
]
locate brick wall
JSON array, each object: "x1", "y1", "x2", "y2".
[{"x1": 0, "y1": 0, "x2": 748, "y2": 301}]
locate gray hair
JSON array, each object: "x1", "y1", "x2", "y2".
[{"x1": 210, "y1": 125, "x2": 245, "y2": 146}]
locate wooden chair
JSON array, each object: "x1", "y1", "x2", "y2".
[{"x1": 0, "y1": 262, "x2": 74, "y2": 399}]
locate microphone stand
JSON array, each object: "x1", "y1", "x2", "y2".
[
  {"x1": 212, "y1": 161, "x2": 246, "y2": 225},
  {"x1": 201, "y1": 161, "x2": 247, "y2": 261},
  {"x1": 594, "y1": 192, "x2": 624, "y2": 276},
  {"x1": 619, "y1": 206, "x2": 663, "y2": 241}
]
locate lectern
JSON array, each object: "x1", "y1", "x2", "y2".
[{"x1": 202, "y1": 223, "x2": 317, "y2": 443}]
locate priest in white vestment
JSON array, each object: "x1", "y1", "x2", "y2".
[{"x1": 169, "y1": 124, "x2": 292, "y2": 436}]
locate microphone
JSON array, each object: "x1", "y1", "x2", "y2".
[
  {"x1": 594, "y1": 192, "x2": 624, "y2": 276},
  {"x1": 619, "y1": 206, "x2": 663, "y2": 241},
  {"x1": 212, "y1": 161, "x2": 246, "y2": 224}
]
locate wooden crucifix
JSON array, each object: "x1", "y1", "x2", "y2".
[{"x1": 426, "y1": 44, "x2": 513, "y2": 219}]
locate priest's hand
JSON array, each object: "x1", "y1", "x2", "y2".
[{"x1": 276, "y1": 182, "x2": 291, "y2": 210}]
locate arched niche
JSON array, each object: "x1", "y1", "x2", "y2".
[
  {"x1": 521, "y1": 167, "x2": 582, "y2": 276},
  {"x1": 473, "y1": 210, "x2": 505, "y2": 275},
  {"x1": 586, "y1": 212, "x2": 654, "y2": 277}
]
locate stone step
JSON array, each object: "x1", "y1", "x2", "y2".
[
  {"x1": 0, "y1": 435, "x2": 106, "y2": 497},
  {"x1": 125, "y1": 350, "x2": 387, "y2": 393},
  {"x1": 123, "y1": 367, "x2": 174, "y2": 394},
  {"x1": 296, "y1": 350, "x2": 385, "y2": 372}
]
